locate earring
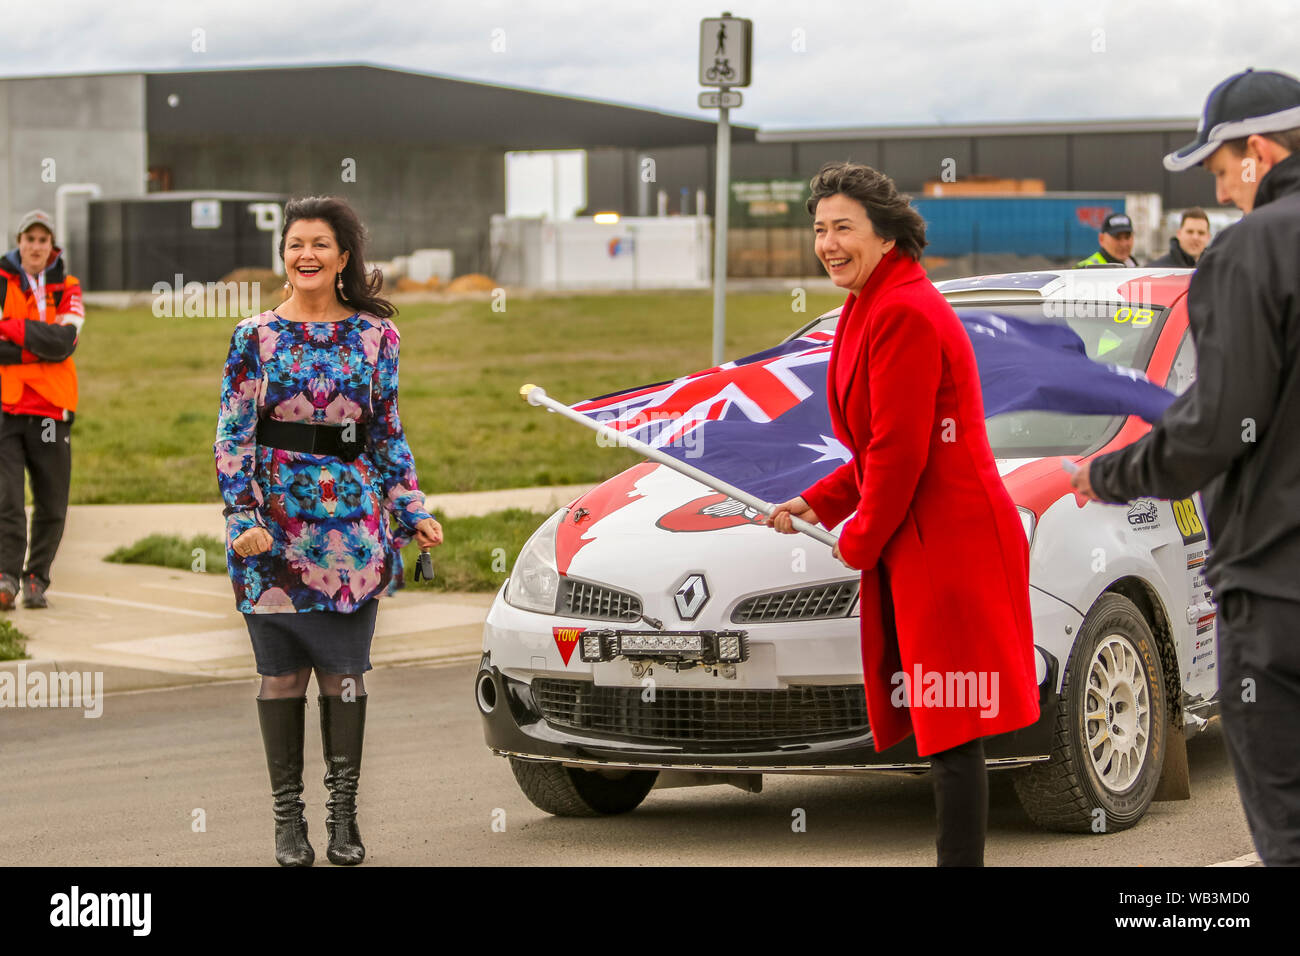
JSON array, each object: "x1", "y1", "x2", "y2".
[
  {"x1": 283, "y1": 280, "x2": 290, "y2": 291},
  {"x1": 337, "y1": 272, "x2": 344, "y2": 296}
]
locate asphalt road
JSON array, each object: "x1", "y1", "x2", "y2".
[{"x1": 0, "y1": 659, "x2": 1256, "y2": 867}]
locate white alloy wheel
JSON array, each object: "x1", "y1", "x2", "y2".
[{"x1": 1085, "y1": 634, "x2": 1151, "y2": 792}]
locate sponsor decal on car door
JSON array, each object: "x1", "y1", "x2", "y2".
[{"x1": 1173, "y1": 496, "x2": 1217, "y2": 691}]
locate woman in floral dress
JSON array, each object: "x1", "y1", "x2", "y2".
[{"x1": 215, "y1": 196, "x2": 442, "y2": 866}]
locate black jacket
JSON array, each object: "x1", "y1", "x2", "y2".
[
  {"x1": 1147, "y1": 236, "x2": 1198, "y2": 268},
  {"x1": 1091, "y1": 152, "x2": 1300, "y2": 601}
]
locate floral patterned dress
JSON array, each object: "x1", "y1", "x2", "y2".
[{"x1": 214, "y1": 310, "x2": 432, "y2": 614}]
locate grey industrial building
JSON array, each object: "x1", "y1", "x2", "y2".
[
  {"x1": 0, "y1": 65, "x2": 742, "y2": 286},
  {"x1": 0, "y1": 63, "x2": 1208, "y2": 289},
  {"x1": 588, "y1": 117, "x2": 1215, "y2": 217}
]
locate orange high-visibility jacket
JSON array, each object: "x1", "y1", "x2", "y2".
[{"x1": 0, "y1": 246, "x2": 83, "y2": 416}]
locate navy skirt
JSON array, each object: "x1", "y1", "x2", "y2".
[{"x1": 243, "y1": 599, "x2": 379, "y2": 676}]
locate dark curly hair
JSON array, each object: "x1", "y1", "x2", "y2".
[
  {"x1": 805, "y1": 162, "x2": 928, "y2": 260},
  {"x1": 279, "y1": 196, "x2": 395, "y2": 319}
]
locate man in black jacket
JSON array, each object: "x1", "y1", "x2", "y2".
[
  {"x1": 1073, "y1": 69, "x2": 1300, "y2": 866},
  {"x1": 1148, "y1": 207, "x2": 1211, "y2": 267}
]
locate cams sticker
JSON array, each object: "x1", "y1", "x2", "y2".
[
  {"x1": 1126, "y1": 499, "x2": 1160, "y2": 530},
  {"x1": 552, "y1": 627, "x2": 583, "y2": 666},
  {"x1": 1172, "y1": 497, "x2": 1207, "y2": 545}
]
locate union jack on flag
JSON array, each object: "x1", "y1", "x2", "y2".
[
  {"x1": 574, "y1": 330, "x2": 835, "y2": 444},
  {"x1": 571, "y1": 329, "x2": 848, "y2": 503}
]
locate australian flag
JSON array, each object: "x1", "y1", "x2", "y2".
[{"x1": 570, "y1": 310, "x2": 1176, "y2": 503}]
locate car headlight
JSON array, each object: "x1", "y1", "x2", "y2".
[
  {"x1": 503, "y1": 508, "x2": 566, "y2": 614},
  {"x1": 1018, "y1": 507, "x2": 1036, "y2": 546}
]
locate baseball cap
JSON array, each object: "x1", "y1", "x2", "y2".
[
  {"x1": 16, "y1": 209, "x2": 55, "y2": 239},
  {"x1": 1101, "y1": 213, "x2": 1133, "y2": 236},
  {"x1": 1165, "y1": 68, "x2": 1300, "y2": 171}
]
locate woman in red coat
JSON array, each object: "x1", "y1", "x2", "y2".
[{"x1": 767, "y1": 162, "x2": 1040, "y2": 866}]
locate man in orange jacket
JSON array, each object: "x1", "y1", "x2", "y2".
[{"x1": 0, "y1": 210, "x2": 84, "y2": 610}]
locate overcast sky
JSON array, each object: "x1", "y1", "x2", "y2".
[{"x1": 9, "y1": 0, "x2": 1299, "y2": 129}]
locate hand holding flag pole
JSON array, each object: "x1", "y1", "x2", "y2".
[{"x1": 520, "y1": 384, "x2": 840, "y2": 549}]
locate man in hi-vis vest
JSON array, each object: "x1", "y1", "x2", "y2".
[{"x1": 0, "y1": 210, "x2": 84, "y2": 611}]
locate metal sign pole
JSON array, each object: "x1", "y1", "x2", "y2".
[
  {"x1": 712, "y1": 95, "x2": 730, "y2": 367},
  {"x1": 700, "y1": 12, "x2": 751, "y2": 368}
]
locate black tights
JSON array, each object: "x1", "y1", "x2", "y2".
[
  {"x1": 929, "y1": 736, "x2": 988, "y2": 866},
  {"x1": 258, "y1": 668, "x2": 365, "y2": 699}
]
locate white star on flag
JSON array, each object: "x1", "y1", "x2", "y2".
[{"x1": 799, "y1": 434, "x2": 852, "y2": 464}]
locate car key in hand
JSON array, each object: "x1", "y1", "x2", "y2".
[{"x1": 414, "y1": 549, "x2": 435, "y2": 582}]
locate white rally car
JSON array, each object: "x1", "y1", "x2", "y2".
[{"x1": 475, "y1": 268, "x2": 1217, "y2": 832}]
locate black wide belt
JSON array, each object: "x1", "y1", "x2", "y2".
[{"x1": 257, "y1": 419, "x2": 368, "y2": 461}]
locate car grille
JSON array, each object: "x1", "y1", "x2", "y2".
[
  {"x1": 731, "y1": 581, "x2": 858, "y2": 623},
  {"x1": 560, "y1": 578, "x2": 642, "y2": 621},
  {"x1": 531, "y1": 679, "x2": 868, "y2": 744}
]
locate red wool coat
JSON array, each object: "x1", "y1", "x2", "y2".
[{"x1": 801, "y1": 249, "x2": 1040, "y2": 756}]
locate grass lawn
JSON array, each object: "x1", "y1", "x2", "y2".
[
  {"x1": 105, "y1": 509, "x2": 552, "y2": 593},
  {"x1": 66, "y1": 291, "x2": 842, "y2": 505},
  {"x1": 395, "y1": 508, "x2": 551, "y2": 592},
  {"x1": 106, "y1": 533, "x2": 227, "y2": 573}
]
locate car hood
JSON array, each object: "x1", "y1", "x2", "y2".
[{"x1": 553, "y1": 457, "x2": 1053, "y2": 627}]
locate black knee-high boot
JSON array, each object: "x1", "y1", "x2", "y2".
[
  {"x1": 930, "y1": 736, "x2": 988, "y2": 867},
  {"x1": 256, "y1": 696, "x2": 314, "y2": 867},
  {"x1": 319, "y1": 694, "x2": 367, "y2": 865}
]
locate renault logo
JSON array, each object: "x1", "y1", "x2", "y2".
[{"x1": 674, "y1": 574, "x2": 710, "y2": 620}]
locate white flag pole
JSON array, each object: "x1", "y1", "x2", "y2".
[{"x1": 520, "y1": 383, "x2": 840, "y2": 549}]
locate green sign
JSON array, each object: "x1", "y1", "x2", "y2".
[{"x1": 729, "y1": 180, "x2": 808, "y2": 227}]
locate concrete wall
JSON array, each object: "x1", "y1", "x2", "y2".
[
  {"x1": 0, "y1": 74, "x2": 148, "y2": 276},
  {"x1": 148, "y1": 136, "x2": 505, "y2": 275}
]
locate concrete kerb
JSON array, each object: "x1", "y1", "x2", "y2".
[{"x1": 1, "y1": 483, "x2": 595, "y2": 695}]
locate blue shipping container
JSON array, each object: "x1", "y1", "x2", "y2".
[{"x1": 911, "y1": 196, "x2": 1129, "y2": 259}]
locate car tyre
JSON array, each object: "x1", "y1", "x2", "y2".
[
  {"x1": 509, "y1": 757, "x2": 658, "y2": 817},
  {"x1": 1013, "y1": 593, "x2": 1167, "y2": 833}
]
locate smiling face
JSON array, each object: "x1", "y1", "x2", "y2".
[
  {"x1": 813, "y1": 194, "x2": 895, "y2": 295},
  {"x1": 1176, "y1": 216, "x2": 1210, "y2": 259},
  {"x1": 17, "y1": 225, "x2": 53, "y2": 276},
  {"x1": 282, "y1": 218, "x2": 349, "y2": 296}
]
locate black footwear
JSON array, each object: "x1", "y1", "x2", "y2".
[
  {"x1": 319, "y1": 694, "x2": 367, "y2": 865},
  {"x1": 256, "y1": 696, "x2": 315, "y2": 867},
  {"x1": 21, "y1": 574, "x2": 48, "y2": 609},
  {"x1": 0, "y1": 575, "x2": 15, "y2": 612}
]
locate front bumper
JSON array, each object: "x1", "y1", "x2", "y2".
[
  {"x1": 475, "y1": 654, "x2": 1059, "y2": 772},
  {"x1": 478, "y1": 580, "x2": 1076, "y2": 772}
]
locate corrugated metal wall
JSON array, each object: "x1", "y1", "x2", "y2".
[{"x1": 587, "y1": 130, "x2": 1218, "y2": 221}]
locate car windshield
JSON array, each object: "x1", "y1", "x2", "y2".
[{"x1": 788, "y1": 299, "x2": 1171, "y2": 458}]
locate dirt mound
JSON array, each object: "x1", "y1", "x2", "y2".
[
  {"x1": 445, "y1": 273, "x2": 497, "y2": 293},
  {"x1": 218, "y1": 267, "x2": 288, "y2": 303},
  {"x1": 396, "y1": 276, "x2": 445, "y2": 292}
]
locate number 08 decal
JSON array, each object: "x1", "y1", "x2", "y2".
[
  {"x1": 1113, "y1": 306, "x2": 1155, "y2": 327},
  {"x1": 1172, "y1": 497, "x2": 1206, "y2": 545}
]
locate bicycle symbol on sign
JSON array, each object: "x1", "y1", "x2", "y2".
[{"x1": 705, "y1": 58, "x2": 736, "y2": 82}]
